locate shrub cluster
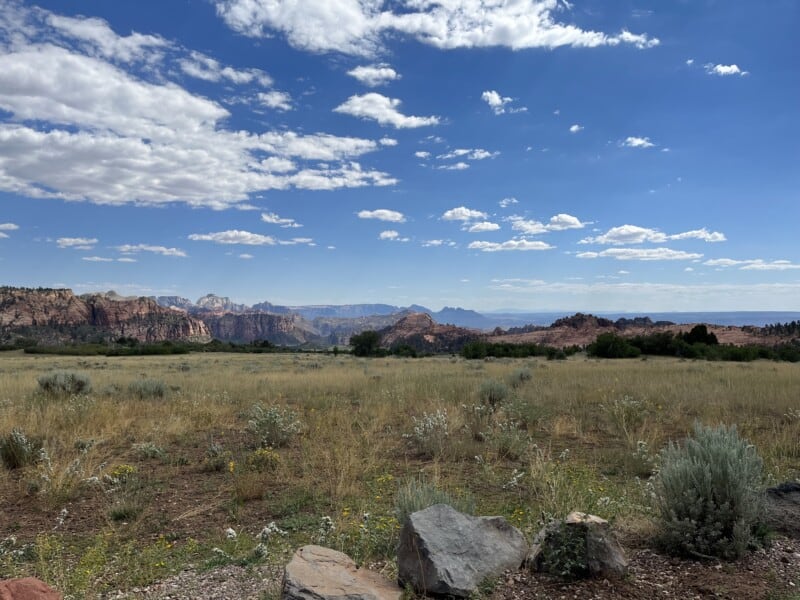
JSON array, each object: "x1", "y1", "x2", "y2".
[
  {"x1": 37, "y1": 371, "x2": 92, "y2": 396},
  {"x1": 247, "y1": 404, "x2": 303, "y2": 448},
  {"x1": 655, "y1": 422, "x2": 767, "y2": 560},
  {"x1": 128, "y1": 379, "x2": 166, "y2": 400}
]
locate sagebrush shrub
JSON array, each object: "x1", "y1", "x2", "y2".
[
  {"x1": 394, "y1": 476, "x2": 475, "y2": 526},
  {"x1": 404, "y1": 409, "x2": 449, "y2": 458},
  {"x1": 655, "y1": 422, "x2": 766, "y2": 560},
  {"x1": 37, "y1": 371, "x2": 92, "y2": 396},
  {"x1": 128, "y1": 379, "x2": 166, "y2": 400},
  {"x1": 248, "y1": 404, "x2": 302, "y2": 448},
  {"x1": 508, "y1": 368, "x2": 533, "y2": 388},
  {"x1": 0, "y1": 429, "x2": 41, "y2": 470},
  {"x1": 479, "y1": 379, "x2": 510, "y2": 407}
]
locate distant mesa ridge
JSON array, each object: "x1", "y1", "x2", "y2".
[{"x1": 1, "y1": 287, "x2": 798, "y2": 348}]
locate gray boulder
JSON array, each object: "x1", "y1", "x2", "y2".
[
  {"x1": 527, "y1": 512, "x2": 628, "y2": 579},
  {"x1": 765, "y1": 481, "x2": 800, "y2": 538},
  {"x1": 282, "y1": 545, "x2": 401, "y2": 600},
  {"x1": 397, "y1": 503, "x2": 528, "y2": 597}
]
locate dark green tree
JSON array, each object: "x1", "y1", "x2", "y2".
[{"x1": 349, "y1": 330, "x2": 381, "y2": 356}]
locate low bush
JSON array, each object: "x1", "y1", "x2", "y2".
[
  {"x1": 0, "y1": 429, "x2": 41, "y2": 470},
  {"x1": 37, "y1": 371, "x2": 92, "y2": 396},
  {"x1": 128, "y1": 379, "x2": 166, "y2": 400},
  {"x1": 655, "y1": 422, "x2": 767, "y2": 560},
  {"x1": 479, "y1": 379, "x2": 510, "y2": 407},
  {"x1": 247, "y1": 404, "x2": 302, "y2": 448}
]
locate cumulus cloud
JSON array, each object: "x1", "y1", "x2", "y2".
[
  {"x1": 466, "y1": 221, "x2": 500, "y2": 233},
  {"x1": 179, "y1": 50, "x2": 273, "y2": 86},
  {"x1": 358, "y1": 209, "x2": 406, "y2": 222},
  {"x1": 577, "y1": 248, "x2": 702, "y2": 261},
  {"x1": 437, "y1": 148, "x2": 499, "y2": 161},
  {"x1": 379, "y1": 137, "x2": 397, "y2": 146},
  {"x1": 261, "y1": 212, "x2": 302, "y2": 228},
  {"x1": 508, "y1": 213, "x2": 586, "y2": 234},
  {"x1": 481, "y1": 90, "x2": 526, "y2": 115},
  {"x1": 334, "y1": 93, "x2": 439, "y2": 128},
  {"x1": 116, "y1": 243, "x2": 188, "y2": 257},
  {"x1": 623, "y1": 136, "x2": 655, "y2": 148},
  {"x1": 214, "y1": 0, "x2": 658, "y2": 56},
  {"x1": 580, "y1": 225, "x2": 726, "y2": 245},
  {"x1": 705, "y1": 63, "x2": 748, "y2": 76},
  {"x1": 57, "y1": 237, "x2": 98, "y2": 250},
  {"x1": 347, "y1": 64, "x2": 400, "y2": 86},
  {"x1": 0, "y1": 223, "x2": 19, "y2": 230},
  {"x1": 414, "y1": 151, "x2": 431, "y2": 159},
  {"x1": 469, "y1": 239, "x2": 554, "y2": 252},
  {"x1": 442, "y1": 207, "x2": 488, "y2": 221},
  {"x1": 82, "y1": 256, "x2": 113, "y2": 262},
  {"x1": 188, "y1": 230, "x2": 276, "y2": 246},
  {"x1": 498, "y1": 197, "x2": 518, "y2": 208},
  {"x1": 239, "y1": 253, "x2": 254, "y2": 259},
  {"x1": 437, "y1": 162, "x2": 470, "y2": 170},
  {"x1": 258, "y1": 90, "x2": 293, "y2": 111},
  {"x1": 569, "y1": 124, "x2": 583, "y2": 133},
  {"x1": 0, "y1": 5, "x2": 395, "y2": 209},
  {"x1": 379, "y1": 229, "x2": 409, "y2": 242}
]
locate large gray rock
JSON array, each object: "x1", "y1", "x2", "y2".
[
  {"x1": 765, "y1": 481, "x2": 800, "y2": 538},
  {"x1": 281, "y1": 545, "x2": 401, "y2": 600},
  {"x1": 397, "y1": 504, "x2": 528, "y2": 597},
  {"x1": 527, "y1": 512, "x2": 628, "y2": 579}
]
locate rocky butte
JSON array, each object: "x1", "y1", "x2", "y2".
[{"x1": 0, "y1": 287, "x2": 211, "y2": 344}]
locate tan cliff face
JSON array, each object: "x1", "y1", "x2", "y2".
[
  {"x1": 200, "y1": 312, "x2": 316, "y2": 345},
  {"x1": 0, "y1": 287, "x2": 211, "y2": 343}
]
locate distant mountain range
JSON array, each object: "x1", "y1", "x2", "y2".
[{"x1": 2, "y1": 287, "x2": 799, "y2": 349}]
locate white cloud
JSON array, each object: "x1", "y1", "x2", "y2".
[
  {"x1": 581, "y1": 225, "x2": 725, "y2": 245},
  {"x1": 116, "y1": 243, "x2": 187, "y2": 257},
  {"x1": 188, "y1": 230, "x2": 276, "y2": 246},
  {"x1": 623, "y1": 136, "x2": 655, "y2": 148},
  {"x1": 334, "y1": 93, "x2": 439, "y2": 128},
  {"x1": 704, "y1": 258, "x2": 800, "y2": 271},
  {"x1": 437, "y1": 162, "x2": 470, "y2": 171},
  {"x1": 358, "y1": 209, "x2": 406, "y2": 223},
  {"x1": 278, "y1": 237, "x2": 314, "y2": 246},
  {"x1": 0, "y1": 223, "x2": 19, "y2": 230},
  {"x1": 508, "y1": 213, "x2": 585, "y2": 234},
  {"x1": 379, "y1": 137, "x2": 397, "y2": 146},
  {"x1": 82, "y1": 256, "x2": 113, "y2": 262},
  {"x1": 438, "y1": 148, "x2": 498, "y2": 161},
  {"x1": 422, "y1": 239, "x2": 444, "y2": 247},
  {"x1": 179, "y1": 50, "x2": 273, "y2": 86},
  {"x1": 379, "y1": 229, "x2": 409, "y2": 242},
  {"x1": 261, "y1": 212, "x2": 302, "y2": 228},
  {"x1": 741, "y1": 260, "x2": 800, "y2": 271},
  {"x1": 569, "y1": 124, "x2": 583, "y2": 133},
  {"x1": 415, "y1": 151, "x2": 431, "y2": 159},
  {"x1": 469, "y1": 239, "x2": 554, "y2": 252},
  {"x1": 57, "y1": 237, "x2": 98, "y2": 250},
  {"x1": 466, "y1": 221, "x2": 500, "y2": 233},
  {"x1": 705, "y1": 63, "x2": 748, "y2": 77},
  {"x1": 258, "y1": 90, "x2": 293, "y2": 111},
  {"x1": 577, "y1": 248, "x2": 703, "y2": 261},
  {"x1": 0, "y1": 6, "x2": 395, "y2": 209},
  {"x1": 238, "y1": 253, "x2": 254, "y2": 259},
  {"x1": 481, "y1": 90, "x2": 526, "y2": 115},
  {"x1": 509, "y1": 217, "x2": 547, "y2": 235},
  {"x1": 547, "y1": 213, "x2": 586, "y2": 231},
  {"x1": 347, "y1": 64, "x2": 400, "y2": 86},
  {"x1": 215, "y1": 0, "x2": 658, "y2": 56},
  {"x1": 498, "y1": 197, "x2": 518, "y2": 208},
  {"x1": 117, "y1": 257, "x2": 137, "y2": 263},
  {"x1": 686, "y1": 58, "x2": 694, "y2": 66},
  {"x1": 46, "y1": 13, "x2": 168, "y2": 63},
  {"x1": 442, "y1": 206, "x2": 488, "y2": 221}
]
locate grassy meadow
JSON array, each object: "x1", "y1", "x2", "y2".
[{"x1": 1, "y1": 351, "x2": 799, "y2": 596}]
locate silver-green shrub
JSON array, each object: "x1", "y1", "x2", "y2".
[
  {"x1": 394, "y1": 476, "x2": 475, "y2": 526},
  {"x1": 479, "y1": 379, "x2": 509, "y2": 407},
  {"x1": 128, "y1": 379, "x2": 166, "y2": 400},
  {"x1": 248, "y1": 404, "x2": 302, "y2": 448},
  {"x1": 655, "y1": 422, "x2": 766, "y2": 560},
  {"x1": 37, "y1": 371, "x2": 92, "y2": 396}
]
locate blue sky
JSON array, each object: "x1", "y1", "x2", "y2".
[{"x1": 0, "y1": 0, "x2": 798, "y2": 312}]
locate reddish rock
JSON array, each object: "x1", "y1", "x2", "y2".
[{"x1": 0, "y1": 577, "x2": 62, "y2": 600}]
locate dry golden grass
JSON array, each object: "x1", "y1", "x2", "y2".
[{"x1": 0, "y1": 351, "x2": 798, "y2": 595}]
